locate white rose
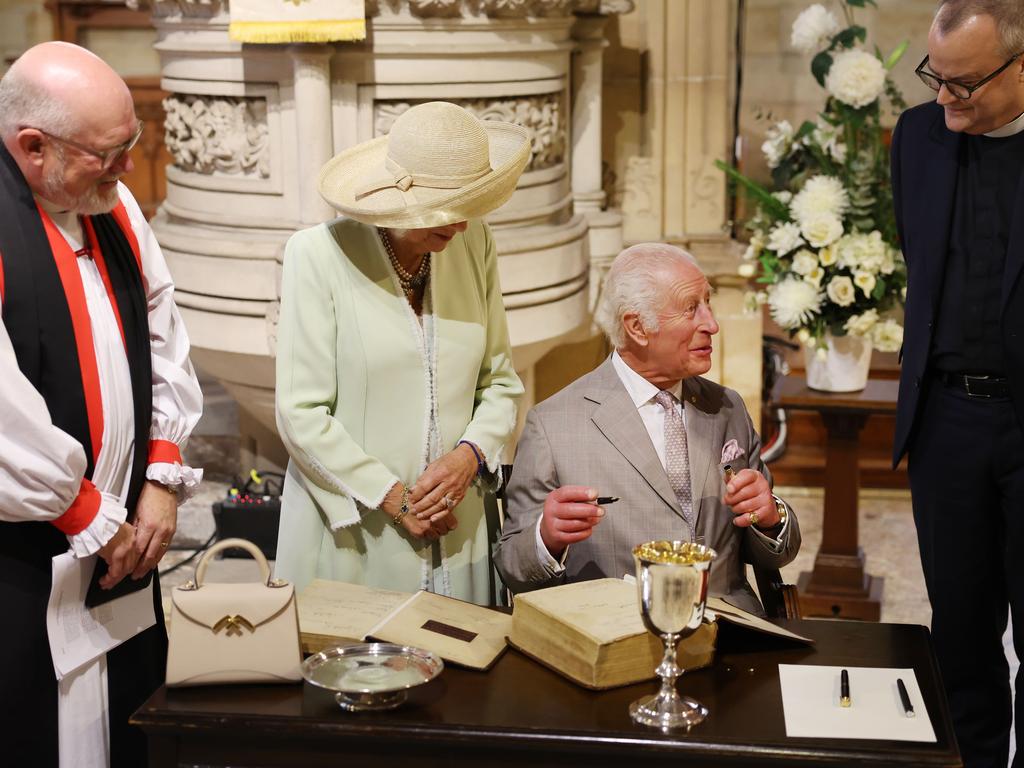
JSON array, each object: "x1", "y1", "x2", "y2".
[
  {"x1": 801, "y1": 213, "x2": 844, "y2": 248},
  {"x1": 826, "y1": 275, "x2": 856, "y2": 307},
  {"x1": 762, "y1": 120, "x2": 795, "y2": 169},
  {"x1": 836, "y1": 231, "x2": 888, "y2": 272},
  {"x1": 853, "y1": 270, "x2": 876, "y2": 297},
  {"x1": 791, "y1": 249, "x2": 819, "y2": 276},
  {"x1": 790, "y1": 175, "x2": 849, "y2": 224},
  {"x1": 791, "y1": 4, "x2": 841, "y2": 53},
  {"x1": 797, "y1": 328, "x2": 811, "y2": 344},
  {"x1": 871, "y1": 319, "x2": 904, "y2": 352},
  {"x1": 738, "y1": 262, "x2": 757, "y2": 278},
  {"x1": 826, "y1": 49, "x2": 887, "y2": 109},
  {"x1": 805, "y1": 266, "x2": 825, "y2": 287},
  {"x1": 844, "y1": 308, "x2": 879, "y2": 336},
  {"x1": 767, "y1": 222, "x2": 804, "y2": 255},
  {"x1": 767, "y1": 277, "x2": 825, "y2": 330}
]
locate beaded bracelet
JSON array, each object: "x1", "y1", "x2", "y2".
[
  {"x1": 392, "y1": 486, "x2": 410, "y2": 527},
  {"x1": 458, "y1": 440, "x2": 487, "y2": 476}
]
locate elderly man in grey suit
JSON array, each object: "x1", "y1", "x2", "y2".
[{"x1": 494, "y1": 243, "x2": 799, "y2": 615}]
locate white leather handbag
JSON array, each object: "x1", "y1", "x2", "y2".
[{"x1": 166, "y1": 537, "x2": 302, "y2": 687}]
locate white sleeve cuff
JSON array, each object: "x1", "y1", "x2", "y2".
[
  {"x1": 534, "y1": 515, "x2": 568, "y2": 572},
  {"x1": 750, "y1": 496, "x2": 790, "y2": 552},
  {"x1": 66, "y1": 493, "x2": 128, "y2": 558},
  {"x1": 146, "y1": 462, "x2": 204, "y2": 501}
]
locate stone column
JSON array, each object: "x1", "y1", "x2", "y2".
[
  {"x1": 571, "y1": 11, "x2": 623, "y2": 313},
  {"x1": 617, "y1": 0, "x2": 761, "y2": 423},
  {"x1": 288, "y1": 45, "x2": 335, "y2": 224}
]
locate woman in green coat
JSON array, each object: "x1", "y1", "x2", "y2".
[{"x1": 274, "y1": 102, "x2": 528, "y2": 605}]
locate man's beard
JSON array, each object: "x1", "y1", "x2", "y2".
[{"x1": 42, "y1": 149, "x2": 121, "y2": 215}]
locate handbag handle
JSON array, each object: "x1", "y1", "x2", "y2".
[{"x1": 194, "y1": 538, "x2": 272, "y2": 587}]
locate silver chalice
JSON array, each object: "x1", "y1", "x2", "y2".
[{"x1": 630, "y1": 540, "x2": 717, "y2": 729}]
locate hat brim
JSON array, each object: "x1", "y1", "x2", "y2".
[{"x1": 318, "y1": 121, "x2": 532, "y2": 229}]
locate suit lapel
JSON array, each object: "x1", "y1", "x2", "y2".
[
  {"x1": 1001, "y1": 165, "x2": 1024, "y2": 313},
  {"x1": 681, "y1": 378, "x2": 722, "y2": 526},
  {"x1": 915, "y1": 112, "x2": 963, "y2": 321},
  {"x1": 586, "y1": 359, "x2": 685, "y2": 521}
]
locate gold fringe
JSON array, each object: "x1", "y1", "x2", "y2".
[{"x1": 228, "y1": 19, "x2": 366, "y2": 44}]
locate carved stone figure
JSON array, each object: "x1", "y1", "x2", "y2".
[{"x1": 163, "y1": 95, "x2": 271, "y2": 178}]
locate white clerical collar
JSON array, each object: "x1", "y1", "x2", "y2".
[
  {"x1": 611, "y1": 350, "x2": 683, "y2": 409},
  {"x1": 984, "y1": 110, "x2": 1024, "y2": 138}
]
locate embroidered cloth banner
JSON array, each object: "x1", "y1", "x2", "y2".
[{"x1": 229, "y1": 0, "x2": 366, "y2": 44}]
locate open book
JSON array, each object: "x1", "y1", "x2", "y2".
[
  {"x1": 297, "y1": 579, "x2": 511, "y2": 671},
  {"x1": 508, "y1": 578, "x2": 812, "y2": 690}
]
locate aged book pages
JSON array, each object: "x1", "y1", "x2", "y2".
[
  {"x1": 297, "y1": 579, "x2": 409, "y2": 654},
  {"x1": 367, "y1": 591, "x2": 512, "y2": 671},
  {"x1": 706, "y1": 597, "x2": 814, "y2": 644},
  {"x1": 297, "y1": 579, "x2": 511, "y2": 670},
  {"x1": 508, "y1": 578, "x2": 718, "y2": 690}
]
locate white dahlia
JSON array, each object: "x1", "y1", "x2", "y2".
[
  {"x1": 826, "y1": 49, "x2": 887, "y2": 108},
  {"x1": 791, "y1": 4, "x2": 841, "y2": 53},
  {"x1": 768, "y1": 277, "x2": 825, "y2": 330},
  {"x1": 790, "y1": 175, "x2": 849, "y2": 224}
]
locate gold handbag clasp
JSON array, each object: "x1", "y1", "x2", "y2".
[{"x1": 213, "y1": 614, "x2": 256, "y2": 636}]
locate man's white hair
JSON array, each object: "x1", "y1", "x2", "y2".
[
  {"x1": 594, "y1": 242, "x2": 700, "y2": 350},
  {"x1": 0, "y1": 60, "x2": 74, "y2": 139}
]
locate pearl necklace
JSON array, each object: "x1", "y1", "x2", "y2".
[{"x1": 378, "y1": 228, "x2": 430, "y2": 300}]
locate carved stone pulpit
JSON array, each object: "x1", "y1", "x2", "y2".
[{"x1": 149, "y1": 0, "x2": 632, "y2": 466}]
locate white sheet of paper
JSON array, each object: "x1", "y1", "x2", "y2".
[
  {"x1": 779, "y1": 664, "x2": 937, "y2": 742},
  {"x1": 47, "y1": 552, "x2": 157, "y2": 681}
]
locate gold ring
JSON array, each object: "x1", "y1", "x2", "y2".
[
  {"x1": 160, "y1": 541, "x2": 169, "y2": 548},
  {"x1": 443, "y1": 494, "x2": 454, "y2": 509},
  {"x1": 748, "y1": 511, "x2": 759, "y2": 527}
]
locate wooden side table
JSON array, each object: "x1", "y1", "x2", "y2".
[{"x1": 774, "y1": 376, "x2": 900, "y2": 621}]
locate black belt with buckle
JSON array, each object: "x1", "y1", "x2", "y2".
[{"x1": 935, "y1": 371, "x2": 1010, "y2": 399}]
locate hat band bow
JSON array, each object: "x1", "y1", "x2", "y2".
[{"x1": 354, "y1": 157, "x2": 493, "y2": 202}]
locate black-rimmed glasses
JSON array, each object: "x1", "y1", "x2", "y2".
[
  {"x1": 31, "y1": 122, "x2": 144, "y2": 171},
  {"x1": 916, "y1": 53, "x2": 1022, "y2": 100}
]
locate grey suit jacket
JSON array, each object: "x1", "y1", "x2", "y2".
[{"x1": 493, "y1": 356, "x2": 800, "y2": 616}]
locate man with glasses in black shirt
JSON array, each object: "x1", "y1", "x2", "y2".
[{"x1": 891, "y1": 1, "x2": 1024, "y2": 765}]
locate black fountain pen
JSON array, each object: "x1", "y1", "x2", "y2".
[
  {"x1": 897, "y1": 678, "x2": 915, "y2": 718},
  {"x1": 596, "y1": 496, "x2": 619, "y2": 505},
  {"x1": 840, "y1": 669, "x2": 851, "y2": 708}
]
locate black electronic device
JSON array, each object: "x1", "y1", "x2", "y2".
[{"x1": 212, "y1": 470, "x2": 283, "y2": 559}]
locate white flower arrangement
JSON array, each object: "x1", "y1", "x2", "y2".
[
  {"x1": 791, "y1": 4, "x2": 842, "y2": 54},
  {"x1": 718, "y1": 0, "x2": 908, "y2": 351}
]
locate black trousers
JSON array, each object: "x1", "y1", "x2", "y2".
[
  {"x1": 908, "y1": 380, "x2": 1024, "y2": 768},
  {"x1": 1, "y1": 521, "x2": 167, "y2": 768}
]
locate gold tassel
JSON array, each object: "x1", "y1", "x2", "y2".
[{"x1": 228, "y1": 19, "x2": 366, "y2": 44}]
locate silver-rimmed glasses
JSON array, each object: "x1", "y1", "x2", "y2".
[{"x1": 30, "y1": 121, "x2": 144, "y2": 171}]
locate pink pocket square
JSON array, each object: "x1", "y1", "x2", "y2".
[{"x1": 720, "y1": 439, "x2": 745, "y2": 463}]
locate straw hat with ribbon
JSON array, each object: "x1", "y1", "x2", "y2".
[{"x1": 317, "y1": 101, "x2": 532, "y2": 229}]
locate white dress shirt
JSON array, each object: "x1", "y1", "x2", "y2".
[{"x1": 534, "y1": 350, "x2": 785, "y2": 568}]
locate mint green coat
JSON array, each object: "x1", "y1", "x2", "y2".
[{"x1": 274, "y1": 217, "x2": 523, "y2": 605}]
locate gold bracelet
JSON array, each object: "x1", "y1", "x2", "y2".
[{"x1": 392, "y1": 486, "x2": 410, "y2": 527}]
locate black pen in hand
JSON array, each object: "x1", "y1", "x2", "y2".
[{"x1": 595, "y1": 496, "x2": 619, "y2": 505}]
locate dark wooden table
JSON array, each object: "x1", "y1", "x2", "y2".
[
  {"x1": 775, "y1": 376, "x2": 900, "y2": 620},
  {"x1": 133, "y1": 618, "x2": 960, "y2": 767}
]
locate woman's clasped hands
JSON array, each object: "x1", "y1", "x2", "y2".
[{"x1": 384, "y1": 443, "x2": 480, "y2": 540}]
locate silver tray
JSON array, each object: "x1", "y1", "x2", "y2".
[{"x1": 301, "y1": 643, "x2": 444, "y2": 711}]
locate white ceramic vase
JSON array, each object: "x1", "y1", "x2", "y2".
[{"x1": 803, "y1": 332, "x2": 872, "y2": 392}]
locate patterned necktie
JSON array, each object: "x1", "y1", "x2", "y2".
[{"x1": 654, "y1": 389, "x2": 695, "y2": 540}]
